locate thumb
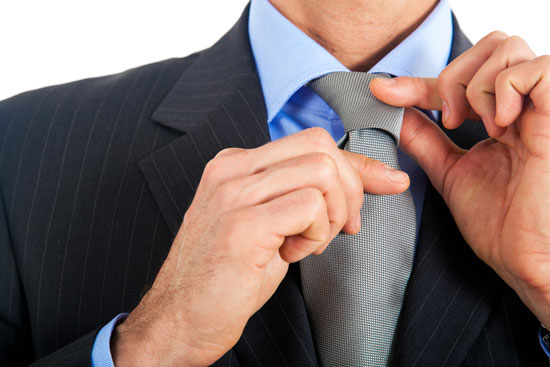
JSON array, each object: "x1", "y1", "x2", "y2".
[
  {"x1": 341, "y1": 150, "x2": 410, "y2": 195},
  {"x1": 400, "y1": 107, "x2": 464, "y2": 196}
]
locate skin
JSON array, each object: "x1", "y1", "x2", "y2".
[
  {"x1": 112, "y1": 131, "x2": 410, "y2": 366},
  {"x1": 370, "y1": 32, "x2": 550, "y2": 327},
  {"x1": 269, "y1": 0, "x2": 439, "y2": 71},
  {"x1": 113, "y1": 1, "x2": 550, "y2": 366}
]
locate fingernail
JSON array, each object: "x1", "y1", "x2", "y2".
[
  {"x1": 385, "y1": 167, "x2": 409, "y2": 183},
  {"x1": 377, "y1": 78, "x2": 396, "y2": 86},
  {"x1": 355, "y1": 213, "x2": 361, "y2": 230},
  {"x1": 442, "y1": 100, "x2": 449, "y2": 123}
]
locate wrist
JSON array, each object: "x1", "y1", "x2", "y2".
[
  {"x1": 111, "y1": 314, "x2": 170, "y2": 367},
  {"x1": 111, "y1": 309, "x2": 206, "y2": 367},
  {"x1": 111, "y1": 316, "x2": 150, "y2": 367}
]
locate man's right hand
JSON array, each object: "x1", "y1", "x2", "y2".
[{"x1": 110, "y1": 127, "x2": 410, "y2": 367}]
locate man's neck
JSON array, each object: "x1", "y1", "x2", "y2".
[{"x1": 269, "y1": 0, "x2": 439, "y2": 71}]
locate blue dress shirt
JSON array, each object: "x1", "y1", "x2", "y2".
[
  {"x1": 91, "y1": 0, "x2": 550, "y2": 364},
  {"x1": 249, "y1": 0, "x2": 453, "y2": 233}
]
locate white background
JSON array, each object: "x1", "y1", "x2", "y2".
[{"x1": 0, "y1": 0, "x2": 548, "y2": 101}]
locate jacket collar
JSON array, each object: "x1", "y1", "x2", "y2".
[
  {"x1": 150, "y1": 4, "x2": 265, "y2": 135},
  {"x1": 140, "y1": 4, "x2": 270, "y2": 235}
]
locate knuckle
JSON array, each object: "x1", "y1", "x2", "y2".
[
  {"x1": 494, "y1": 74, "x2": 505, "y2": 93},
  {"x1": 303, "y1": 127, "x2": 334, "y2": 150},
  {"x1": 533, "y1": 57, "x2": 550, "y2": 106},
  {"x1": 410, "y1": 77, "x2": 431, "y2": 101},
  {"x1": 498, "y1": 36, "x2": 536, "y2": 61},
  {"x1": 465, "y1": 83, "x2": 478, "y2": 103},
  {"x1": 438, "y1": 67, "x2": 453, "y2": 90},
  {"x1": 485, "y1": 30, "x2": 508, "y2": 43},
  {"x1": 358, "y1": 156, "x2": 377, "y2": 177},
  {"x1": 311, "y1": 152, "x2": 337, "y2": 179},
  {"x1": 332, "y1": 205, "x2": 348, "y2": 227},
  {"x1": 215, "y1": 147, "x2": 242, "y2": 158},
  {"x1": 204, "y1": 149, "x2": 252, "y2": 184},
  {"x1": 202, "y1": 158, "x2": 223, "y2": 183},
  {"x1": 235, "y1": 149, "x2": 254, "y2": 172},
  {"x1": 498, "y1": 35, "x2": 530, "y2": 57},
  {"x1": 503, "y1": 35, "x2": 526, "y2": 49},
  {"x1": 303, "y1": 188, "x2": 325, "y2": 213},
  {"x1": 411, "y1": 76, "x2": 425, "y2": 90},
  {"x1": 494, "y1": 68, "x2": 510, "y2": 87}
]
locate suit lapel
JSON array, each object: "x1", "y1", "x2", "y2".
[
  {"x1": 394, "y1": 17, "x2": 505, "y2": 366},
  {"x1": 139, "y1": 5, "x2": 269, "y2": 236},
  {"x1": 139, "y1": 78, "x2": 269, "y2": 234},
  {"x1": 139, "y1": 5, "x2": 317, "y2": 366}
]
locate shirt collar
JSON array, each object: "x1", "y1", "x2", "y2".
[{"x1": 249, "y1": 0, "x2": 453, "y2": 123}]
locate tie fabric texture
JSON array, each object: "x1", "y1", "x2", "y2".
[{"x1": 300, "y1": 72, "x2": 417, "y2": 367}]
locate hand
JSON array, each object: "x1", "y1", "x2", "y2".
[
  {"x1": 371, "y1": 32, "x2": 550, "y2": 325},
  {"x1": 111, "y1": 127, "x2": 410, "y2": 367}
]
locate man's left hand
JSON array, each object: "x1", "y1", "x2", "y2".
[{"x1": 371, "y1": 31, "x2": 550, "y2": 326}]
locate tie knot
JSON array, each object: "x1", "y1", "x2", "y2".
[{"x1": 309, "y1": 72, "x2": 403, "y2": 145}]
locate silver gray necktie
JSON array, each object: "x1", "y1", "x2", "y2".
[{"x1": 300, "y1": 72, "x2": 416, "y2": 367}]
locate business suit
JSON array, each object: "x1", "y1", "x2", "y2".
[{"x1": 0, "y1": 5, "x2": 547, "y2": 366}]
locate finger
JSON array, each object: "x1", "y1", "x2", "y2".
[
  {"x1": 467, "y1": 36, "x2": 536, "y2": 137},
  {"x1": 223, "y1": 152, "x2": 352, "y2": 236},
  {"x1": 252, "y1": 187, "x2": 331, "y2": 264},
  {"x1": 437, "y1": 31, "x2": 509, "y2": 129},
  {"x1": 256, "y1": 250, "x2": 289, "y2": 311},
  {"x1": 244, "y1": 127, "x2": 364, "y2": 232},
  {"x1": 340, "y1": 150, "x2": 410, "y2": 194},
  {"x1": 200, "y1": 148, "x2": 252, "y2": 190},
  {"x1": 232, "y1": 151, "x2": 409, "y2": 236},
  {"x1": 495, "y1": 55, "x2": 550, "y2": 127},
  {"x1": 400, "y1": 108, "x2": 464, "y2": 197},
  {"x1": 373, "y1": 33, "x2": 510, "y2": 128},
  {"x1": 371, "y1": 76, "x2": 480, "y2": 122},
  {"x1": 214, "y1": 147, "x2": 246, "y2": 158},
  {"x1": 370, "y1": 76, "x2": 442, "y2": 110}
]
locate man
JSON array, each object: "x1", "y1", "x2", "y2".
[{"x1": 0, "y1": 0, "x2": 548, "y2": 365}]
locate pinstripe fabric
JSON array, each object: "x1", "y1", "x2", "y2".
[
  {"x1": 462, "y1": 287, "x2": 547, "y2": 366},
  {"x1": 393, "y1": 181, "x2": 547, "y2": 367},
  {"x1": 0, "y1": 58, "x2": 187, "y2": 365},
  {"x1": 140, "y1": 77, "x2": 270, "y2": 235},
  {"x1": 0, "y1": 6, "x2": 547, "y2": 367}
]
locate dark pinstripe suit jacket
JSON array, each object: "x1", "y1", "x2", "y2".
[{"x1": 0, "y1": 6, "x2": 547, "y2": 367}]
